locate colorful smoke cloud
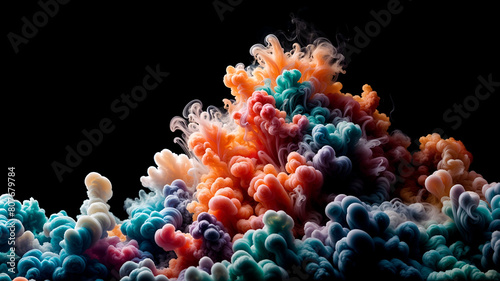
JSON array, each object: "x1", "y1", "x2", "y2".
[{"x1": 1, "y1": 34, "x2": 498, "y2": 281}]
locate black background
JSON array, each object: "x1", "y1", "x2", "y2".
[{"x1": 5, "y1": 0, "x2": 498, "y2": 220}]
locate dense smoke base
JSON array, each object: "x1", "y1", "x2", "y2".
[{"x1": 1, "y1": 35, "x2": 498, "y2": 281}]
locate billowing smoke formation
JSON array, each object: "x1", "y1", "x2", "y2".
[{"x1": 1, "y1": 34, "x2": 498, "y2": 281}]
